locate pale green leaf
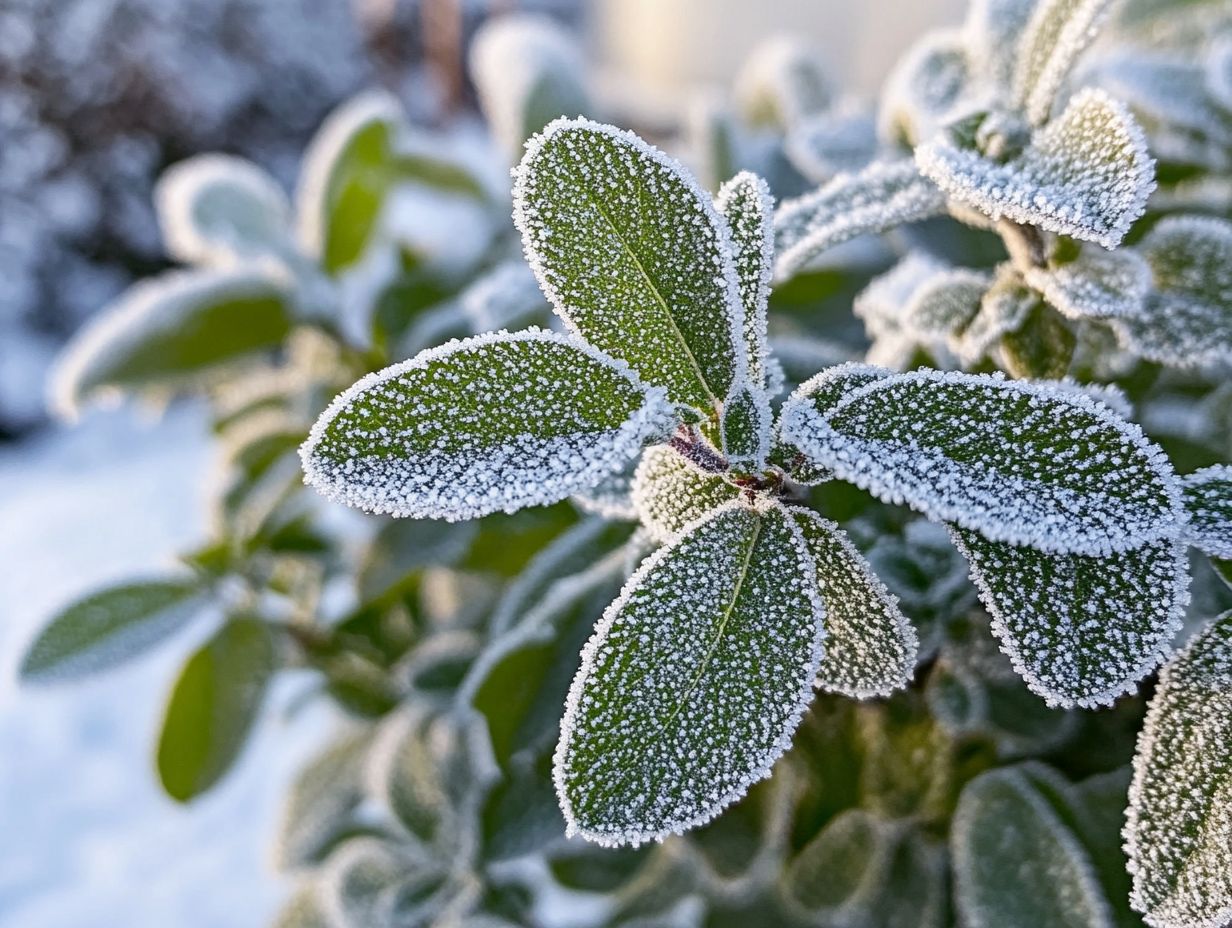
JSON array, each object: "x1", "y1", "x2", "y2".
[
  {"x1": 917, "y1": 89, "x2": 1155, "y2": 248},
  {"x1": 774, "y1": 159, "x2": 947, "y2": 280},
  {"x1": 50, "y1": 268, "x2": 294, "y2": 419},
  {"x1": 953, "y1": 765, "x2": 1115, "y2": 928},
  {"x1": 715, "y1": 172, "x2": 774, "y2": 389},
  {"x1": 785, "y1": 108, "x2": 880, "y2": 182},
  {"x1": 1015, "y1": 0, "x2": 1115, "y2": 125},
  {"x1": 951, "y1": 527, "x2": 1188, "y2": 707},
  {"x1": 156, "y1": 154, "x2": 290, "y2": 266},
  {"x1": 273, "y1": 885, "x2": 331, "y2": 928},
  {"x1": 365, "y1": 708, "x2": 452, "y2": 848},
  {"x1": 720, "y1": 382, "x2": 771, "y2": 470},
  {"x1": 1126, "y1": 610, "x2": 1232, "y2": 928},
  {"x1": 513, "y1": 118, "x2": 747, "y2": 415},
  {"x1": 1180, "y1": 466, "x2": 1232, "y2": 559},
  {"x1": 1025, "y1": 244, "x2": 1152, "y2": 321},
  {"x1": 20, "y1": 578, "x2": 205, "y2": 683},
  {"x1": 358, "y1": 517, "x2": 478, "y2": 603},
  {"x1": 735, "y1": 36, "x2": 832, "y2": 129},
  {"x1": 779, "y1": 369, "x2": 1183, "y2": 556},
  {"x1": 792, "y1": 508, "x2": 917, "y2": 698},
  {"x1": 630, "y1": 445, "x2": 740, "y2": 545},
  {"x1": 955, "y1": 265, "x2": 1040, "y2": 366},
  {"x1": 965, "y1": 0, "x2": 1046, "y2": 88},
  {"x1": 554, "y1": 499, "x2": 826, "y2": 846},
  {"x1": 275, "y1": 730, "x2": 372, "y2": 868},
  {"x1": 302, "y1": 329, "x2": 674, "y2": 521},
  {"x1": 469, "y1": 14, "x2": 591, "y2": 160},
  {"x1": 157, "y1": 616, "x2": 275, "y2": 802},
  {"x1": 879, "y1": 29, "x2": 972, "y2": 147}
]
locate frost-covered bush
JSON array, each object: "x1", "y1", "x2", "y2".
[{"x1": 20, "y1": 4, "x2": 1232, "y2": 928}]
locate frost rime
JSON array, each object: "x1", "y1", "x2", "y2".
[{"x1": 1180, "y1": 466, "x2": 1232, "y2": 560}]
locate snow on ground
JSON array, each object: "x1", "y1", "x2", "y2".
[{"x1": 0, "y1": 405, "x2": 331, "y2": 928}]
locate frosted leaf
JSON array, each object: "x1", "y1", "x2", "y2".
[
  {"x1": 20, "y1": 578, "x2": 206, "y2": 683},
  {"x1": 513, "y1": 119, "x2": 748, "y2": 416},
  {"x1": 715, "y1": 172, "x2": 774, "y2": 389},
  {"x1": 879, "y1": 30, "x2": 975, "y2": 148},
  {"x1": 1045, "y1": 379, "x2": 1134, "y2": 421},
  {"x1": 301, "y1": 328, "x2": 674, "y2": 522},
  {"x1": 631, "y1": 445, "x2": 739, "y2": 545},
  {"x1": 951, "y1": 527, "x2": 1188, "y2": 707},
  {"x1": 1014, "y1": 0, "x2": 1115, "y2": 125},
  {"x1": 1126, "y1": 610, "x2": 1232, "y2": 928},
  {"x1": 459, "y1": 260, "x2": 548, "y2": 334},
  {"x1": 275, "y1": 730, "x2": 371, "y2": 869},
  {"x1": 965, "y1": 0, "x2": 1047, "y2": 88},
  {"x1": 953, "y1": 765, "x2": 1116, "y2": 928},
  {"x1": 779, "y1": 369, "x2": 1184, "y2": 556},
  {"x1": 917, "y1": 89, "x2": 1155, "y2": 248},
  {"x1": 155, "y1": 154, "x2": 291, "y2": 267},
  {"x1": 468, "y1": 14, "x2": 590, "y2": 161},
  {"x1": 1023, "y1": 245, "x2": 1151, "y2": 321},
  {"x1": 573, "y1": 455, "x2": 640, "y2": 521},
  {"x1": 773, "y1": 362, "x2": 894, "y2": 485},
  {"x1": 318, "y1": 838, "x2": 429, "y2": 928},
  {"x1": 720, "y1": 382, "x2": 771, "y2": 471},
  {"x1": 365, "y1": 707, "x2": 456, "y2": 848},
  {"x1": 1110, "y1": 216, "x2": 1232, "y2": 367},
  {"x1": 785, "y1": 109, "x2": 881, "y2": 182},
  {"x1": 955, "y1": 266, "x2": 1040, "y2": 366},
  {"x1": 774, "y1": 160, "x2": 947, "y2": 281},
  {"x1": 1209, "y1": 38, "x2": 1232, "y2": 112},
  {"x1": 735, "y1": 36, "x2": 832, "y2": 129},
  {"x1": 50, "y1": 267, "x2": 294, "y2": 419},
  {"x1": 554, "y1": 499, "x2": 826, "y2": 846},
  {"x1": 1180, "y1": 466, "x2": 1232, "y2": 560},
  {"x1": 792, "y1": 508, "x2": 918, "y2": 698},
  {"x1": 684, "y1": 93, "x2": 743, "y2": 193}
]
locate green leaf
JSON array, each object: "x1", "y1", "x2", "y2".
[
  {"x1": 366, "y1": 707, "x2": 452, "y2": 848},
  {"x1": 1014, "y1": 0, "x2": 1115, "y2": 125},
  {"x1": 157, "y1": 616, "x2": 275, "y2": 802},
  {"x1": 297, "y1": 91, "x2": 486, "y2": 274},
  {"x1": 1180, "y1": 465, "x2": 1232, "y2": 559},
  {"x1": 630, "y1": 444, "x2": 740, "y2": 544},
  {"x1": 50, "y1": 268, "x2": 294, "y2": 418},
  {"x1": 999, "y1": 301, "x2": 1076, "y2": 380},
  {"x1": 792, "y1": 508, "x2": 917, "y2": 698},
  {"x1": 275, "y1": 729, "x2": 372, "y2": 868},
  {"x1": 1126, "y1": 609, "x2": 1232, "y2": 928},
  {"x1": 469, "y1": 14, "x2": 591, "y2": 160},
  {"x1": 735, "y1": 36, "x2": 832, "y2": 129},
  {"x1": 1110, "y1": 216, "x2": 1232, "y2": 368},
  {"x1": 155, "y1": 154, "x2": 290, "y2": 267},
  {"x1": 955, "y1": 265, "x2": 1039, "y2": 366},
  {"x1": 302, "y1": 329, "x2": 673, "y2": 521},
  {"x1": 554, "y1": 499, "x2": 826, "y2": 846},
  {"x1": 779, "y1": 368, "x2": 1183, "y2": 556},
  {"x1": 720, "y1": 382, "x2": 771, "y2": 470},
  {"x1": 513, "y1": 118, "x2": 748, "y2": 415},
  {"x1": 715, "y1": 172, "x2": 774, "y2": 390},
  {"x1": 20, "y1": 578, "x2": 205, "y2": 683},
  {"x1": 774, "y1": 159, "x2": 947, "y2": 281},
  {"x1": 917, "y1": 89, "x2": 1155, "y2": 248},
  {"x1": 952, "y1": 765, "x2": 1115, "y2": 928},
  {"x1": 951, "y1": 527, "x2": 1188, "y2": 707}
]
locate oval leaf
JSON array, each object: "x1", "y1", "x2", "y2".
[
  {"x1": 1181, "y1": 466, "x2": 1232, "y2": 559},
  {"x1": 953, "y1": 765, "x2": 1115, "y2": 928},
  {"x1": 554, "y1": 499, "x2": 826, "y2": 846},
  {"x1": 21, "y1": 578, "x2": 205, "y2": 683},
  {"x1": 779, "y1": 369, "x2": 1183, "y2": 556},
  {"x1": 630, "y1": 445, "x2": 740, "y2": 545},
  {"x1": 157, "y1": 616, "x2": 275, "y2": 802},
  {"x1": 1014, "y1": 0, "x2": 1115, "y2": 125},
  {"x1": 513, "y1": 118, "x2": 747, "y2": 415},
  {"x1": 302, "y1": 329, "x2": 673, "y2": 521},
  {"x1": 1126, "y1": 610, "x2": 1232, "y2": 928},
  {"x1": 951, "y1": 527, "x2": 1188, "y2": 707},
  {"x1": 715, "y1": 171, "x2": 774, "y2": 389},
  {"x1": 793, "y1": 508, "x2": 918, "y2": 698}
]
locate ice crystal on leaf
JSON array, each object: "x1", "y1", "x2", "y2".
[
  {"x1": 951, "y1": 527, "x2": 1188, "y2": 707},
  {"x1": 917, "y1": 89, "x2": 1155, "y2": 248},
  {"x1": 715, "y1": 172, "x2": 774, "y2": 390},
  {"x1": 779, "y1": 369, "x2": 1183, "y2": 556},
  {"x1": 155, "y1": 154, "x2": 291, "y2": 268},
  {"x1": 630, "y1": 445, "x2": 740, "y2": 545},
  {"x1": 720, "y1": 382, "x2": 772, "y2": 471},
  {"x1": 1109, "y1": 216, "x2": 1232, "y2": 367},
  {"x1": 792, "y1": 508, "x2": 918, "y2": 698},
  {"x1": 773, "y1": 160, "x2": 947, "y2": 281},
  {"x1": 1126, "y1": 610, "x2": 1232, "y2": 928},
  {"x1": 513, "y1": 119, "x2": 748, "y2": 416},
  {"x1": 953, "y1": 764, "x2": 1116, "y2": 928},
  {"x1": 553, "y1": 499, "x2": 826, "y2": 846},
  {"x1": 1014, "y1": 0, "x2": 1116, "y2": 126},
  {"x1": 1024, "y1": 245, "x2": 1152, "y2": 321},
  {"x1": 301, "y1": 329, "x2": 674, "y2": 521},
  {"x1": 1180, "y1": 466, "x2": 1232, "y2": 560}
]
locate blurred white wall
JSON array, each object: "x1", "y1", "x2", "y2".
[{"x1": 592, "y1": 0, "x2": 968, "y2": 104}]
